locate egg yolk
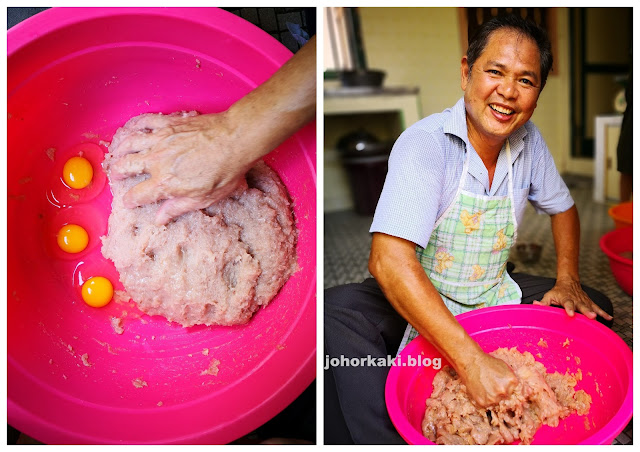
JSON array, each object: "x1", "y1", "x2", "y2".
[
  {"x1": 57, "y1": 224, "x2": 89, "y2": 253},
  {"x1": 81, "y1": 276, "x2": 114, "y2": 308},
  {"x1": 63, "y1": 156, "x2": 93, "y2": 189}
]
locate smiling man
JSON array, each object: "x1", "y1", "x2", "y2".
[{"x1": 324, "y1": 15, "x2": 613, "y2": 444}]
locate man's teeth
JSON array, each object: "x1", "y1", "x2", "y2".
[{"x1": 490, "y1": 104, "x2": 514, "y2": 115}]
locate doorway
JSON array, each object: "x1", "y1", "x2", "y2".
[{"x1": 569, "y1": 8, "x2": 631, "y2": 159}]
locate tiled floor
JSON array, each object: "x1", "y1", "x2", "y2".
[{"x1": 324, "y1": 175, "x2": 632, "y2": 444}]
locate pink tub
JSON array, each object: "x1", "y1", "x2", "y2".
[
  {"x1": 385, "y1": 305, "x2": 632, "y2": 445},
  {"x1": 8, "y1": 7, "x2": 316, "y2": 444}
]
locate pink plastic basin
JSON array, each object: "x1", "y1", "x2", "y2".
[
  {"x1": 385, "y1": 305, "x2": 632, "y2": 445},
  {"x1": 600, "y1": 227, "x2": 633, "y2": 296},
  {"x1": 8, "y1": 7, "x2": 316, "y2": 445}
]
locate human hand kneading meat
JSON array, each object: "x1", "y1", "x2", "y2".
[{"x1": 109, "y1": 35, "x2": 315, "y2": 225}]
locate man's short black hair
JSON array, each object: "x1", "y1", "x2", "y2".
[{"x1": 466, "y1": 14, "x2": 553, "y2": 90}]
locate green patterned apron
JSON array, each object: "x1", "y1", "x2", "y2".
[{"x1": 398, "y1": 140, "x2": 522, "y2": 353}]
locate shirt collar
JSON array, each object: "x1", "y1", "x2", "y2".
[
  {"x1": 442, "y1": 97, "x2": 469, "y2": 143},
  {"x1": 443, "y1": 96, "x2": 529, "y2": 160}
]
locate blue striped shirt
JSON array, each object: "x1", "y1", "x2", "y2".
[{"x1": 370, "y1": 97, "x2": 574, "y2": 248}]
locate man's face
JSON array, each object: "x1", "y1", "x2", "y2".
[{"x1": 461, "y1": 28, "x2": 542, "y2": 149}]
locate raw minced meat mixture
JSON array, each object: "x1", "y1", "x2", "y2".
[
  {"x1": 422, "y1": 347, "x2": 591, "y2": 445},
  {"x1": 101, "y1": 112, "x2": 298, "y2": 327}
]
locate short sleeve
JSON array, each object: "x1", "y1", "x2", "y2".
[
  {"x1": 370, "y1": 127, "x2": 445, "y2": 248},
  {"x1": 527, "y1": 130, "x2": 575, "y2": 215}
]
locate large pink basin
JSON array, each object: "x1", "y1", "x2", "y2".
[{"x1": 385, "y1": 305, "x2": 632, "y2": 445}]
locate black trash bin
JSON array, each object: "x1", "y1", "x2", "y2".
[
  {"x1": 342, "y1": 154, "x2": 389, "y2": 215},
  {"x1": 337, "y1": 129, "x2": 391, "y2": 215}
]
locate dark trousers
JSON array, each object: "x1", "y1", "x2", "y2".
[{"x1": 324, "y1": 274, "x2": 613, "y2": 444}]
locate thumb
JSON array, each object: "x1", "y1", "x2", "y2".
[
  {"x1": 155, "y1": 197, "x2": 204, "y2": 225},
  {"x1": 123, "y1": 178, "x2": 162, "y2": 208},
  {"x1": 535, "y1": 293, "x2": 553, "y2": 307}
]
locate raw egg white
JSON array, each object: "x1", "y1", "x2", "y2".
[
  {"x1": 63, "y1": 156, "x2": 93, "y2": 189},
  {"x1": 81, "y1": 276, "x2": 114, "y2": 308},
  {"x1": 57, "y1": 224, "x2": 89, "y2": 253}
]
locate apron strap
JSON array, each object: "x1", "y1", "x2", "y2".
[
  {"x1": 505, "y1": 139, "x2": 519, "y2": 238},
  {"x1": 433, "y1": 145, "x2": 472, "y2": 230}
]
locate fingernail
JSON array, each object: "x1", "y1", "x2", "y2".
[
  {"x1": 154, "y1": 213, "x2": 169, "y2": 226},
  {"x1": 123, "y1": 197, "x2": 135, "y2": 209},
  {"x1": 123, "y1": 193, "x2": 139, "y2": 209}
]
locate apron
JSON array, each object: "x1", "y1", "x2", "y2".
[{"x1": 397, "y1": 140, "x2": 522, "y2": 353}]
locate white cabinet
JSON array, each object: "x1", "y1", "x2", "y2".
[{"x1": 593, "y1": 115, "x2": 623, "y2": 203}]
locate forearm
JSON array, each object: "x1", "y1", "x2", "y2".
[
  {"x1": 369, "y1": 233, "x2": 482, "y2": 373},
  {"x1": 225, "y1": 35, "x2": 316, "y2": 162},
  {"x1": 550, "y1": 204, "x2": 580, "y2": 282}
]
